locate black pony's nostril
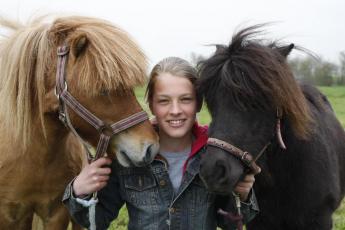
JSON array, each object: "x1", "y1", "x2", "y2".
[{"x1": 214, "y1": 161, "x2": 229, "y2": 182}]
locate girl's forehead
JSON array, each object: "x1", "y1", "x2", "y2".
[
  {"x1": 155, "y1": 73, "x2": 193, "y2": 86},
  {"x1": 154, "y1": 73, "x2": 195, "y2": 95}
]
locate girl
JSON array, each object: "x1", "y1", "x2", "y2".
[{"x1": 63, "y1": 57, "x2": 259, "y2": 230}]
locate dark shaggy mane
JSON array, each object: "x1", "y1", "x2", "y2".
[{"x1": 197, "y1": 24, "x2": 313, "y2": 139}]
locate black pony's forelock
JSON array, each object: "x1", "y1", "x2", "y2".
[
  {"x1": 197, "y1": 24, "x2": 313, "y2": 139},
  {"x1": 197, "y1": 24, "x2": 289, "y2": 112}
]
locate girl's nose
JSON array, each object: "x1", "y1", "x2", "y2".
[{"x1": 169, "y1": 100, "x2": 182, "y2": 115}]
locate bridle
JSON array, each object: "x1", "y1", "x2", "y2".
[
  {"x1": 207, "y1": 108, "x2": 287, "y2": 175},
  {"x1": 207, "y1": 138, "x2": 269, "y2": 175},
  {"x1": 55, "y1": 45, "x2": 149, "y2": 162}
]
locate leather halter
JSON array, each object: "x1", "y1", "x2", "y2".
[
  {"x1": 55, "y1": 45, "x2": 149, "y2": 162},
  {"x1": 207, "y1": 138, "x2": 267, "y2": 175},
  {"x1": 207, "y1": 111, "x2": 286, "y2": 175}
]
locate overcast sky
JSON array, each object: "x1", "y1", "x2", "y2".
[{"x1": 1, "y1": 0, "x2": 344, "y2": 66}]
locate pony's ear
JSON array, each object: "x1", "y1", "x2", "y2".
[
  {"x1": 71, "y1": 34, "x2": 88, "y2": 58},
  {"x1": 277, "y1": 43, "x2": 294, "y2": 57}
]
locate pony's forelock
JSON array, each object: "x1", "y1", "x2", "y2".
[{"x1": 50, "y1": 16, "x2": 148, "y2": 96}]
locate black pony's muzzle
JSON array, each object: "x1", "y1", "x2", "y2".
[{"x1": 199, "y1": 148, "x2": 244, "y2": 194}]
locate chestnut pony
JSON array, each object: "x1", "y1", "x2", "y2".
[
  {"x1": 0, "y1": 16, "x2": 159, "y2": 229},
  {"x1": 198, "y1": 25, "x2": 345, "y2": 229}
]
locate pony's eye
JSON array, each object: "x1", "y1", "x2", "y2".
[{"x1": 100, "y1": 89, "x2": 109, "y2": 96}]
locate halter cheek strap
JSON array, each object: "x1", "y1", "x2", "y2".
[{"x1": 55, "y1": 45, "x2": 148, "y2": 162}]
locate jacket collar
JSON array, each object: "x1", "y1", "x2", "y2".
[
  {"x1": 183, "y1": 122, "x2": 208, "y2": 172},
  {"x1": 190, "y1": 122, "x2": 208, "y2": 157}
]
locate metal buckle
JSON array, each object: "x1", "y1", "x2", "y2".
[
  {"x1": 58, "y1": 112, "x2": 67, "y2": 126},
  {"x1": 57, "y1": 46, "x2": 70, "y2": 56},
  {"x1": 241, "y1": 151, "x2": 248, "y2": 160}
]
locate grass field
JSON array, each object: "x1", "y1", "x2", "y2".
[
  {"x1": 319, "y1": 86, "x2": 345, "y2": 128},
  {"x1": 108, "y1": 86, "x2": 345, "y2": 229}
]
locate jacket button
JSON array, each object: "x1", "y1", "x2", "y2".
[
  {"x1": 159, "y1": 180, "x2": 166, "y2": 186},
  {"x1": 169, "y1": 207, "x2": 176, "y2": 213}
]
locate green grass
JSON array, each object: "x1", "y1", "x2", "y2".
[
  {"x1": 109, "y1": 207, "x2": 128, "y2": 230},
  {"x1": 334, "y1": 200, "x2": 345, "y2": 230},
  {"x1": 319, "y1": 86, "x2": 345, "y2": 127},
  {"x1": 111, "y1": 86, "x2": 345, "y2": 229}
]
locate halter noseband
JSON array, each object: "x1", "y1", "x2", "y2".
[
  {"x1": 55, "y1": 45, "x2": 149, "y2": 162},
  {"x1": 207, "y1": 110, "x2": 286, "y2": 175},
  {"x1": 207, "y1": 138, "x2": 266, "y2": 175}
]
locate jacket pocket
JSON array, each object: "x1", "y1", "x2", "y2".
[
  {"x1": 124, "y1": 173, "x2": 157, "y2": 191},
  {"x1": 123, "y1": 172, "x2": 158, "y2": 206}
]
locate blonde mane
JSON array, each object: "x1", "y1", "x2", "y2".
[{"x1": 0, "y1": 16, "x2": 148, "y2": 149}]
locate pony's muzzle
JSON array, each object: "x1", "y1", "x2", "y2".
[
  {"x1": 200, "y1": 156, "x2": 241, "y2": 194},
  {"x1": 202, "y1": 160, "x2": 232, "y2": 188},
  {"x1": 122, "y1": 142, "x2": 159, "y2": 167}
]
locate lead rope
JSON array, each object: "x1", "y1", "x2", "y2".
[
  {"x1": 76, "y1": 192, "x2": 98, "y2": 230},
  {"x1": 217, "y1": 192, "x2": 243, "y2": 230}
]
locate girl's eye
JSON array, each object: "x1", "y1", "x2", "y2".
[
  {"x1": 158, "y1": 99, "x2": 169, "y2": 104},
  {"x1": 181, "y1": 97, "x2": 193, "y2": 103}
]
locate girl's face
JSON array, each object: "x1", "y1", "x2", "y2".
[{"x1": 150, "y1": 73, "x2": 197, "y2": 141}]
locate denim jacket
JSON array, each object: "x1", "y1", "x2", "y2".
[{"x1": 62, "y1": 124, "x2": 259, "y2": 230}]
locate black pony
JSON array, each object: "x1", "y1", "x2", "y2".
[{"x1": 198, "y1": 25, "x2": 345, "y2": 230}]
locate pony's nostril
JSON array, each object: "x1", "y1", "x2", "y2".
[
  {"x1": 214, "y1": 161, "x2": 230, "y2": 183},
  {"x1": 143, "y1": 144, "x2": 154, "y2": 164}
]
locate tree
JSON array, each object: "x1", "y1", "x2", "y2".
[
  {"x1": 288, "y1": 57, "x2": 316, "y2": 84},
  {"x1": 314, "y1": 60, "x2": 337, "y2": 86},
  {"x1": 338, "y1": 51, "x2": 345, "y2": 85}
]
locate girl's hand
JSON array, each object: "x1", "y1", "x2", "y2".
[
  {"x1": 72, "y1": 157, "x2": 112, "y2": 197},
  {"x1": 234, "y1": 167, "x2": 261, "y2": 201}
]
